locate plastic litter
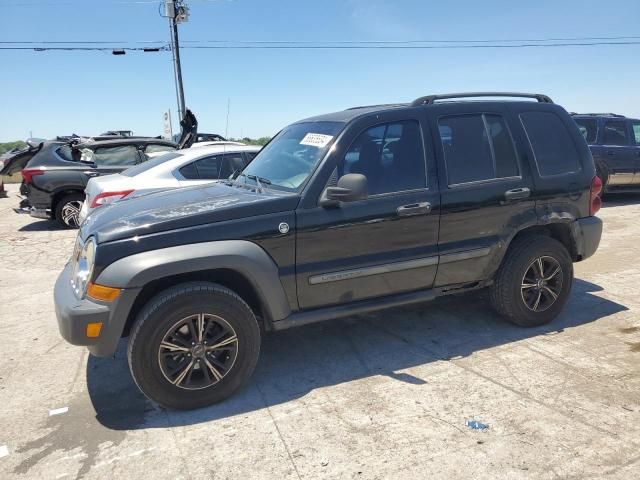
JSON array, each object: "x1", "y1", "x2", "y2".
[{"x1": 465, "y1": 419, "x2": 489, "y2": 430}]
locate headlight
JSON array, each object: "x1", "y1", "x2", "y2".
[{"x1": 71, "y1": 236, "x2": 96, "y2": 299}]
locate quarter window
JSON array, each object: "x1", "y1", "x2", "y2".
[
  {"x1": 520, "y1": 111, "x2": 581, "y2": 177},
  {"x1": 340, "y1": 120, "x2": 426, "y2": 195},
  {"x1": 602, "y1": 120, "x2": 629, "y2": 146},
  {"x1": 439, "y1": 114, "x2": 519, "y2": 186}
]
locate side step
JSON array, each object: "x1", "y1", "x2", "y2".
[{"x1": 272, "y1": 282, "x2": 485, "y2": 331}]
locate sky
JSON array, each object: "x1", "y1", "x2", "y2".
[{"x1": 1, "y1": 0, "x2": 640, "y2": 142}]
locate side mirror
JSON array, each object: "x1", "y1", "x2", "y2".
[{"x1": 320, "y1": 173, "x2": 368, "y2": 207}]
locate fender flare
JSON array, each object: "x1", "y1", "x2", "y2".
[{"x1": 95, "y1": 240, "x2": 292, "y2": 321}]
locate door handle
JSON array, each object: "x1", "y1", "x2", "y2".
[
  {"x1": 504, "y1": 187, "x2": 531, "y2": 201},
  {"x1": 83, "y1": 171, "x2": 100, "y2": 177},
  {"x1": 607, "y1": 151, "x2": 615, "y2": 156},
  {"x1": 397, "y1": 202, "x2": 431, "y2": 217}
]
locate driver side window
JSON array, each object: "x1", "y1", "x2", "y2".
[{"x1": 339, "y1": 120, "x2": 427, "y2": 195}]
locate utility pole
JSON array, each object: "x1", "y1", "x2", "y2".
[{"x1": 164, "y1": 1, "x2": 189, "y2": 120}]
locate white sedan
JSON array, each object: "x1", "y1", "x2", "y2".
[{"x1": 79, "y1": 144, "x2": 261, "y2": 224}]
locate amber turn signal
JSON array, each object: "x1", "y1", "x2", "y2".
[
  {"x1": 87, "y1": 283, "x2": 121, "y2": 302},
  {"x1": 86, "y1": 322, "x2": 103, "y2": 338}
]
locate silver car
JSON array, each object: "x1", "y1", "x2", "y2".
[{"x1": 79, "y1": 144, "x2": 260, "y2": 223}]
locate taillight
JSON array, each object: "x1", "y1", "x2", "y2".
[
  {"x1": 589, "y1": 175, "x2": 602, "y2": 216},
  {"x1": 21, "y1": 168, "x2": 45, "y2": 184},
  {"x1": 90, "y1": 190, "x2": 134, "y2": 208}
]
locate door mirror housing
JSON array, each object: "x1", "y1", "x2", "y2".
[{"x1": 320, "y1": 173, "x2": 368, "y2": 207}]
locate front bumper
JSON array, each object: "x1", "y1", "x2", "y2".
[
  {"x1": 54, "y1": 262, "x2": 140, "y2": 357},
  {"x1": 574, "y1": 216, "x2": 603, "y2": 261}
]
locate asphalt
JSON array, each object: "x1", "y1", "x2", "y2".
[{"x1": 0, "y1": 183, "x2": 639, "y2": 479}]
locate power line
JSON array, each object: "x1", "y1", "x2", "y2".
[
  {"x1": 3, "y1": 40, "x2": 639, "y2": 52},
  {"x1": 2, "y1": 35, "x2": 640, "y2": 45}
]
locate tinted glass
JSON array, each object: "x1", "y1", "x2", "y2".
[
  {"x1": 179, "y1": 162, "x2": 199, "y2": 179},
  {"x1": 89, "y1": 145, "x2": 139, "y2": 166},
  {"x1": 240, "y1": 121, "x2": 343, "y2": 192},
  {"x1": 145, "y1": 144, "x2": 175, "y2": 153},
  {"x1": 221, "y1": 153, "x2": 244, "y2": 178},
  {"x1": 602, "y1": 120, "x2": 629, "y2": 146},
  {"x1": 574, "y1": 118, "x2": 598, "y2": 143},
  {"x1": 520, "y1": 111, "x2": 581, "y2": 176},
  {"x1": 341, "y1": 120, "x2": 426, "y2": 195},
  {"x1": 439, "y1": 115, "x2": 495, "y2": 185},
  {"x1": 486, "y1": 115, "x2": 519, "y2": 178},
  {"x1": 193, "y1": 155, "x2": 221, "y2": 179},
  {"x1": 633, "y1": 122, "x2": 640, "y2": 144},
  {"x1": 121, "y1": 152, "x2": 182, "y2": 177}
]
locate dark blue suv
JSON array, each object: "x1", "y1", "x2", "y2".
[{"x1": 572, "y1": 113, "x2": 640, "y2": 192}]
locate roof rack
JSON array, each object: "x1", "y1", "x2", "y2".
[
  {"x1": 346, "y1": 103, "x2": 407, "y2": 111},
  {"x1": 410, "y1": 92, "x2": 554, "y2": 107},
  {"x1": 570, "y1": 112, "x2": 625, "y2": 118}
]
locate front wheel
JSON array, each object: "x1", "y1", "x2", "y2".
[
  {"x1": 128, "y1": 282, "x2": 261, "y2": 410},
  {"x1": 490, "y1": 235, "x2": 573, "y2": 327}
]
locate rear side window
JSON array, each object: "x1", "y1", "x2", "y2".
[
  {"x1": 602, "y1": 120, "x2": 629, "y2": 146},
  {"x1": 179, "y1": 153, "x2": 243, "y2": 180},
  {"x1": 520, "y1": 112, "x2": 581, "y2": 177},
  {"x1": 574, "y1": 118, "x2": 598, "y2": 143},
  {"x1": 438, "y1": 114, "x2": 519, "y2": 186},
  {"x1": 145, "y1": 144, "x2": 175, "y2": 154},
  {"x1": 633, "y1": 122, "x2": 640, "y2": 145},
  {"x1": 86, "y1": 145, "x2": 139, "y2": 167}
]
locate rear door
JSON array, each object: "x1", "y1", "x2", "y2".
[
  {"x1": 295, "y1": 113, "x2": 440, "y2": 309},
  {"x1": 600, "y1": 119, "x2": 636, "y2": 186},
  {"x1": 431, "y1": 105, "x2": 535, "y2": 287}
]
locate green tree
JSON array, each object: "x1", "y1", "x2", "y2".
[{"x1": 0, "y1": 141, "x2": 27, "y2": 155}]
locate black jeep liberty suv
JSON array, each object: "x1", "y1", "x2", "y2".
[{"x1": 55, "y1": 92, "x2": 603, "y2": 410}]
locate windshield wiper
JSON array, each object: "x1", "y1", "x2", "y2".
[{"x1": 234, "y1": 172, "x2": 271, "y2": 192}]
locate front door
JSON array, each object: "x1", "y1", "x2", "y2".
[{"x1": 296, "y1": 116, "x2": 440, "y2": 310}]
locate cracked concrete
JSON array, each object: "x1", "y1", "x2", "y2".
[{"x1": 1, "y1": 183, "x2": 639, "y2": 479}]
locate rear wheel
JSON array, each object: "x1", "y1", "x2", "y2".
[
  {"x1": 54, "y1": 193, "x2": 84, "y2": 228},
  {"x1": 490, "y1": 235, "x2": 573, "y2": 327},
  {"x1": 128, "y1": 282, "x2": 261, "y2": 410}
]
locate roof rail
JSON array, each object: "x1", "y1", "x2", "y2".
[
  {"x1": 346, "y1": 103, "x2": 407, "y2": 111},
  {"x1": 410, "y1": 92, "x2": 554, "y2": 107},
  {"x1": 570, "y1": 112, "x2": 625, "y2": 118}
]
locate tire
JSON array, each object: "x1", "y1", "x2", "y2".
[
  {"x1": 490, "y1": 235, "x2": 573, "y2": 327},
  {"x1": 54, "y1": 193, "x2": 84, "y2": 228},
  {"x1": 128, "y1": 282, "x2": 261, "y2": 410}
]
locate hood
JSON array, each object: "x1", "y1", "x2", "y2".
[{"x1": 81, "y1": 182, "x2": 299, "y2": 244}]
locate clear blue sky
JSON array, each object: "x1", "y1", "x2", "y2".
[{"x1": 1, "y1": 0, "x2": 639, "y2": 142}]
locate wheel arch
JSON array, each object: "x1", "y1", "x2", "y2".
[
  {"x1": 51, "y1": 188, "x2": 85, "y2": 213},
  {"x1": 94, "y1": 240, "x2": 291, "y2": 338}
]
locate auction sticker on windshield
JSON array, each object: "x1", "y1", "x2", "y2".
[{"x1": 300, "y1": 133, "x2": 333, "y2": 148}]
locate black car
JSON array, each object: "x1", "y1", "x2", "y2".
[
  {"x1": 7, "y1": 110, "x2": 198, "y2": 228},
  {"x1": 54, "y1": 92, "x2": 602, "y2": 410},
  {"x1": 572, "y1": 113, "x2": 640, "y2": 193}
]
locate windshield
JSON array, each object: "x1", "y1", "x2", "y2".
[
  {"x1": 238, "y1": 121, "x2": 344, "y2": 192},
  {"x1": 121, "y1": 152, "x2": 183, "y2": 177}
]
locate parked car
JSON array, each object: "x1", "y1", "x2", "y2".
[
  {"x1": 54, "y1": 92, "x2": 602, "y2": 410},
  {"x1": 78, "y1": 144, "x2": 260, "y2": 223},
  {"x1": 18, "y1": 110, "x2": 197, "y2": 228},
  {"x1": 572, "y1": 113, "x2": 640, "y2": 193}
]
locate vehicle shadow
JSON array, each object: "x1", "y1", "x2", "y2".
[
  {"x1": 602, "y1": 193, "x2": 640, "y2": 208},
  {"x1": 86, "y1": 278, "x2": 627, "y2": 431},
  {"x1": 18, "y1": 219, "x2": 66, "y2": 231}
]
